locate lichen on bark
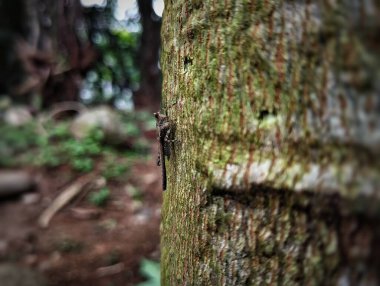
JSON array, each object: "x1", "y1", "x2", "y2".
[{"x1": 160, "y1": 0, "x2": 380, "y2": 285}]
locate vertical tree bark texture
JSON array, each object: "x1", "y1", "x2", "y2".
[{"x1": 160, "y1": 1, "x2": 380, "y2": 285}]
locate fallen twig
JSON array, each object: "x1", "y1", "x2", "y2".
[
  {"x1": 38, "y1": 173, "x2": 96, "y2": 228},
  {"x1": 95, "y1": 263, "x2": 124, "y2": 277},
  {"x1": 70, "y1": 207, "x2": 101, "y2": 220}
]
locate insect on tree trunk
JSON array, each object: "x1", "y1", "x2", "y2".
[
  {"x1": 154, "y1": 111, "x2": 175, "y2": 191},
  {"x1": 160, "y1": 0, "x2": 380, "y2": 285}
]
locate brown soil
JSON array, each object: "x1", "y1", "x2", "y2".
[{"x1": 0, "y1": 143, "x2": 162, "y2": 286}]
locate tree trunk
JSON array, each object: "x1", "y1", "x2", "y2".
[
  {"x1": 41, "y1": 0, "x2": 99, "y2": 108},
  {"x1": 133, "y1": 0, "x2": 162, "y2": 111},
  {"x1": 0, "y1": 0, "x2": 99, "y2": 108},
  {"x1": 160, "y1": 1, "x2": 380, "y2": 285}
]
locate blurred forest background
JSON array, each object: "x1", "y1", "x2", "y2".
[{"x1": 0, "y1": 0, "x2": 163, "y2": 285}]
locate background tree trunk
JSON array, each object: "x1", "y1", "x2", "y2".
[
  {"x1": 41, "y1": 0, "x2": 99, "y2": 108},
  {"x1": 0, "y1": 0, "x2": 99, "y2": 108},
  {"x1": 160, "y1": 0, "x2": 380, "y2": 285},
  {"x1": 133, "y1": 0, "x2": 162, "y2": 111}
]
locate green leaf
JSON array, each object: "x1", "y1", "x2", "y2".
[
  {"x1": 89, "y1": 187, "x2": 110, "y2": 207},
  {"x1": 71, "y1": 157, "x2": 93, "y2": 172},
  {"x1": 137, "y1": 259, "x2": 160, "y2": 286}
]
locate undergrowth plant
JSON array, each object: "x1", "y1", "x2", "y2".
[
  {"x1": 89, "y1": 187, "x2": 110, "y2": 207},
  {"x1": 0, "y1": 110, "x2": 152, "y2": 181},
  {"x1": 137, "y1": 259, "x2": 160, "y2": 286}
]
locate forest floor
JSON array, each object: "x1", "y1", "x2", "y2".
[{"x1": 0, "y1": 108, "x2": 162, "y2": 286}]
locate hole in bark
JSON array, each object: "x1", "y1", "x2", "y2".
[
  {"x1": 184, "y1": 56, "x2": 192, "y2": 69},
  {"x1": 258, "y1": 109, "x2": 276, "y2": 120},
  {"x1": 187, "y1": 29, "x2": 195, "y2": 40}
]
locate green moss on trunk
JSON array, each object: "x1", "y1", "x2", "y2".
[{"x1": 161, "y1": 0, "x2": 380, "y2": 285}]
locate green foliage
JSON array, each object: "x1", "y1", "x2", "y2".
[
  {"x1": 123, "y1": 120, "x2": 140, "y2": 137},
  {"x1": 0, "y1": 122, "x2": 39, "y2": 166},
  {"x1": 0, "y1": 110, "x2": 151, "y2": 179},
  {"x1": 71, "y1": 157, "x2": 94, "y2": 172},
  {"x1": 46, "y1": 122, "x2": 71, "y2": 139},
  {"x1": 100, "y1": 150, "x2": 130, "y2": 179},
  {"x1": 63, "y1": 137, "x2": 101, "y2": 156},
  {"x1": 36, "y1": 147, "x2": 62, "y2": 167},
  {"x1": 82, "y1": 28, "x2": 140, "y2": 106},
  {"x1": 0, "y1": 121, "x2": 103, "y2": 171},
  {"x1": 102, "y1": 161, "x2": 129, "y2": 179},
  {"x1": 35, "y1": 126, "x2": 103, "y2": 172},
  {"x1": 89, "y1": 187, "x2": 110, "y2": 207},
  {"x1": 137, "y1": 259, "x2": 160, "y2": 286}
]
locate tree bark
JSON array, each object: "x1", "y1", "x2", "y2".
[{"x1": 160, "y1": 1, "x2": 380, "y2": 285}]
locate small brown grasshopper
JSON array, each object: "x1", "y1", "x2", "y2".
[{"x1": 154, "y1": 111, "x2": 175, "y2": 191}]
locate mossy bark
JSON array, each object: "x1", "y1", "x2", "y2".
[{"x1": 160, "y1": 0, "x2": 380, "y2": 285}]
